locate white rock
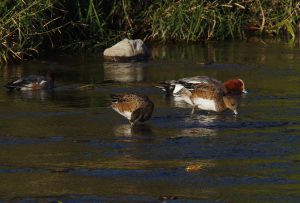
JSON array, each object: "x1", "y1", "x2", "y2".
[{"x1": 103, "y1": 38, "x2": 148, "y2": 60}]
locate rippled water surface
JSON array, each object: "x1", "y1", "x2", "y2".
[{"x1": 0, "y1": 42, "x2": 300, "y2": 202}]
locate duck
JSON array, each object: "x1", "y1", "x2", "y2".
[
  {"x1": 174, "y1": 82, "x2": 239, "y2": 115},
  {"x1": 157, "y1": 76, "x2": 247, "y2": 95},
  {"x1": 5, "y1": 70, "x2": 55, "y2": 91},
  {"x1": 111, "y1": 94, "x2": 154, "y2": 126}
]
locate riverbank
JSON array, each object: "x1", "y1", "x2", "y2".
[{"x1": 0, "y1": 0, "x2": 299, "y2": 64}]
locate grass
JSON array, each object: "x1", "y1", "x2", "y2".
[
  {"x1": 0, "y1": 0, "x2": 299, "y2": 64},
  {"x1": 0, "y1": 0, "x2": 65, "y2": 64},
  {"x1": 143, "y1": 0, "x2": 300, "y2": 42}
]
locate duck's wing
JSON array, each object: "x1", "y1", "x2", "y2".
[
  {"x1": 111, "y1": 94, "x2": 145, "y2": 110},
  {"x1": 5, "y1": 78, "x2": 30, "y2": 90},
  {"x1": 179, "y1": 76, "x2": 212, "y2": 84},
  {"x1": 190, "y1": 83, "x2": 226, "y2": 98},
  {"x1": 111, "y1": 94, "x2": 140, "y2": 102},
  {"x1": 178, "y1": 76, "x2": 222, "y2": 90},
  {"x1": 130, "y1": 97, "x2": 154, "y2": 123}
]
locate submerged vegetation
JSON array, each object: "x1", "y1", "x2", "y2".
[{"x1": 0, "y1": 0, "x2": 300, "y2": 64}]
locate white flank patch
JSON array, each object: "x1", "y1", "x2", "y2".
[
  {"x1": 193, "y1": 98, "x2": 217, "y2": 111},
  {"x1": 182, "y1": 95, "x2": 194, "y2": 106},
  {"x1": 20, "y1": 87, "x2": 30, "y2": 91},
  {"x1": 20, "y1": 83, "x2": 34, "y2": 91},
  {"x1": 40, "y1": 80, "x2": 47, "y2": 85},
  {"x1": 173, "y1": 96, "x2": 185, "y2": 102},
  {"x1": 174, "y1": 95, "x2": 193, "y2": 106},
  {"x1": 173, "y1": 84, "x2": 184, "y2": 95}
]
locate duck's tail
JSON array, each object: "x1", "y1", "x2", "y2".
[{"x1": 4, "y1": 82, "x2": 20, "y2": 90}]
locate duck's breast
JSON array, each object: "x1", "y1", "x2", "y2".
[{"x1": 112, "y1": 102, "x2": 136, "y2": 120}]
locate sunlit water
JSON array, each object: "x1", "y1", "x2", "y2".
[{"x1": 0, "y1": 42, "x2": 300, "y2": 202}]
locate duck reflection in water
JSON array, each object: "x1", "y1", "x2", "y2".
[
  {"x1": 181, "y1": 114, "x2": 221, "y2": 137},
  {"x1": 6, "y1": 89, "x2": 50, "y2": 101},
  {"x1": 113, "y1": 123, "x2": 153, "y2": 137},
  {"x1": 172, "y1": 114, "x2": 237, "y2": 138},
  {"x1": 103, "y1": 62, "x2": 145, "y2": 83},
  {"x1": 187, "y1": 113, "x2": 237, "y2": 126}
]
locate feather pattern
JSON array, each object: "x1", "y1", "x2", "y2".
[{"x1": 111, "y1": 94, "x2": 154, "y2": 125}]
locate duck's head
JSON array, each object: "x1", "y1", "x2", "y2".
[
  {"x1": 223, "y1": 95, "x2": 239, "y2": 115},
  {"x1": 223, "y1": 79, "x2": 247, "y2": 94},
  {"x1": 46, "y1": 70, "x2": 55, "y2": 89},
  {"x1": 46, "y1": 70, "x2": 55, "y2": 80}
]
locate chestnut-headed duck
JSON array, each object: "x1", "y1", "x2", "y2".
[
  {"x1": 5, "y1": 71, "x2": 55, "y2": 91},
  {"x1": 174, "y1": 83, "x2": 239, "y2": 115},
  {"x1": 223, "y1": 79, "x2": 247, "y2": 94},
  {"x1": 111, "y1": 94, "x2": 154, "y2": 126},
  {"x1": 157, "y1": 76, "x2": 247, "y2": 95}
]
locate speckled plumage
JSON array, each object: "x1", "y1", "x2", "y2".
[{"x1": 111, "y1": 94, "x2": 154, "y2": 125}]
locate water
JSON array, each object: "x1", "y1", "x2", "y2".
[{"x1": 0, "y1": 42, "x2": 300, "y2": 202}]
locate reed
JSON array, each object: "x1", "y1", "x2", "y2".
[
  {"x1": 142, "y1": 0, "x2": 300, "y2": 41},
  {"x1": 0, "y1": 0, "x2": 66, "y2": 63},
  {"x1": 0, "y1": 0, "x2": 299, "y2": 64}
]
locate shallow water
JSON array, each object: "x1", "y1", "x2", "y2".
[{"x1": 0, "y1": 42, "x2": 300, "y2": 202}]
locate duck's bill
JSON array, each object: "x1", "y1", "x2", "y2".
[
  {"x1": 233, "y1": 110, "x2": 238, "y2": 115},
  {"x1": 242, "y1": 89, "x2": 248, "y2": 94}
]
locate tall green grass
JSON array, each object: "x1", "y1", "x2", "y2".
[
  {"x1": 142, "y1": 0, "x2": 300, "y2": 41},
  {"x1": 0, "y1": 0, "x2": 299, "y2": 64},
  {"x1": 0, "y1": 0, "x2": 65, "y2": 63}
]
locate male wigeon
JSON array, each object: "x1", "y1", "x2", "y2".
[
  {"x1": 157, "y1": 76, "x2": 247, "y2": 95},
  {"x1": 111, "y1": 94, "x2": 154, "y2": 126},
  {"x1": 174, "y1": 83, "x2": 239, "y2": 115},
  {"x1": 5, "y1": 71, "x2": 55, "y2": 91}
]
